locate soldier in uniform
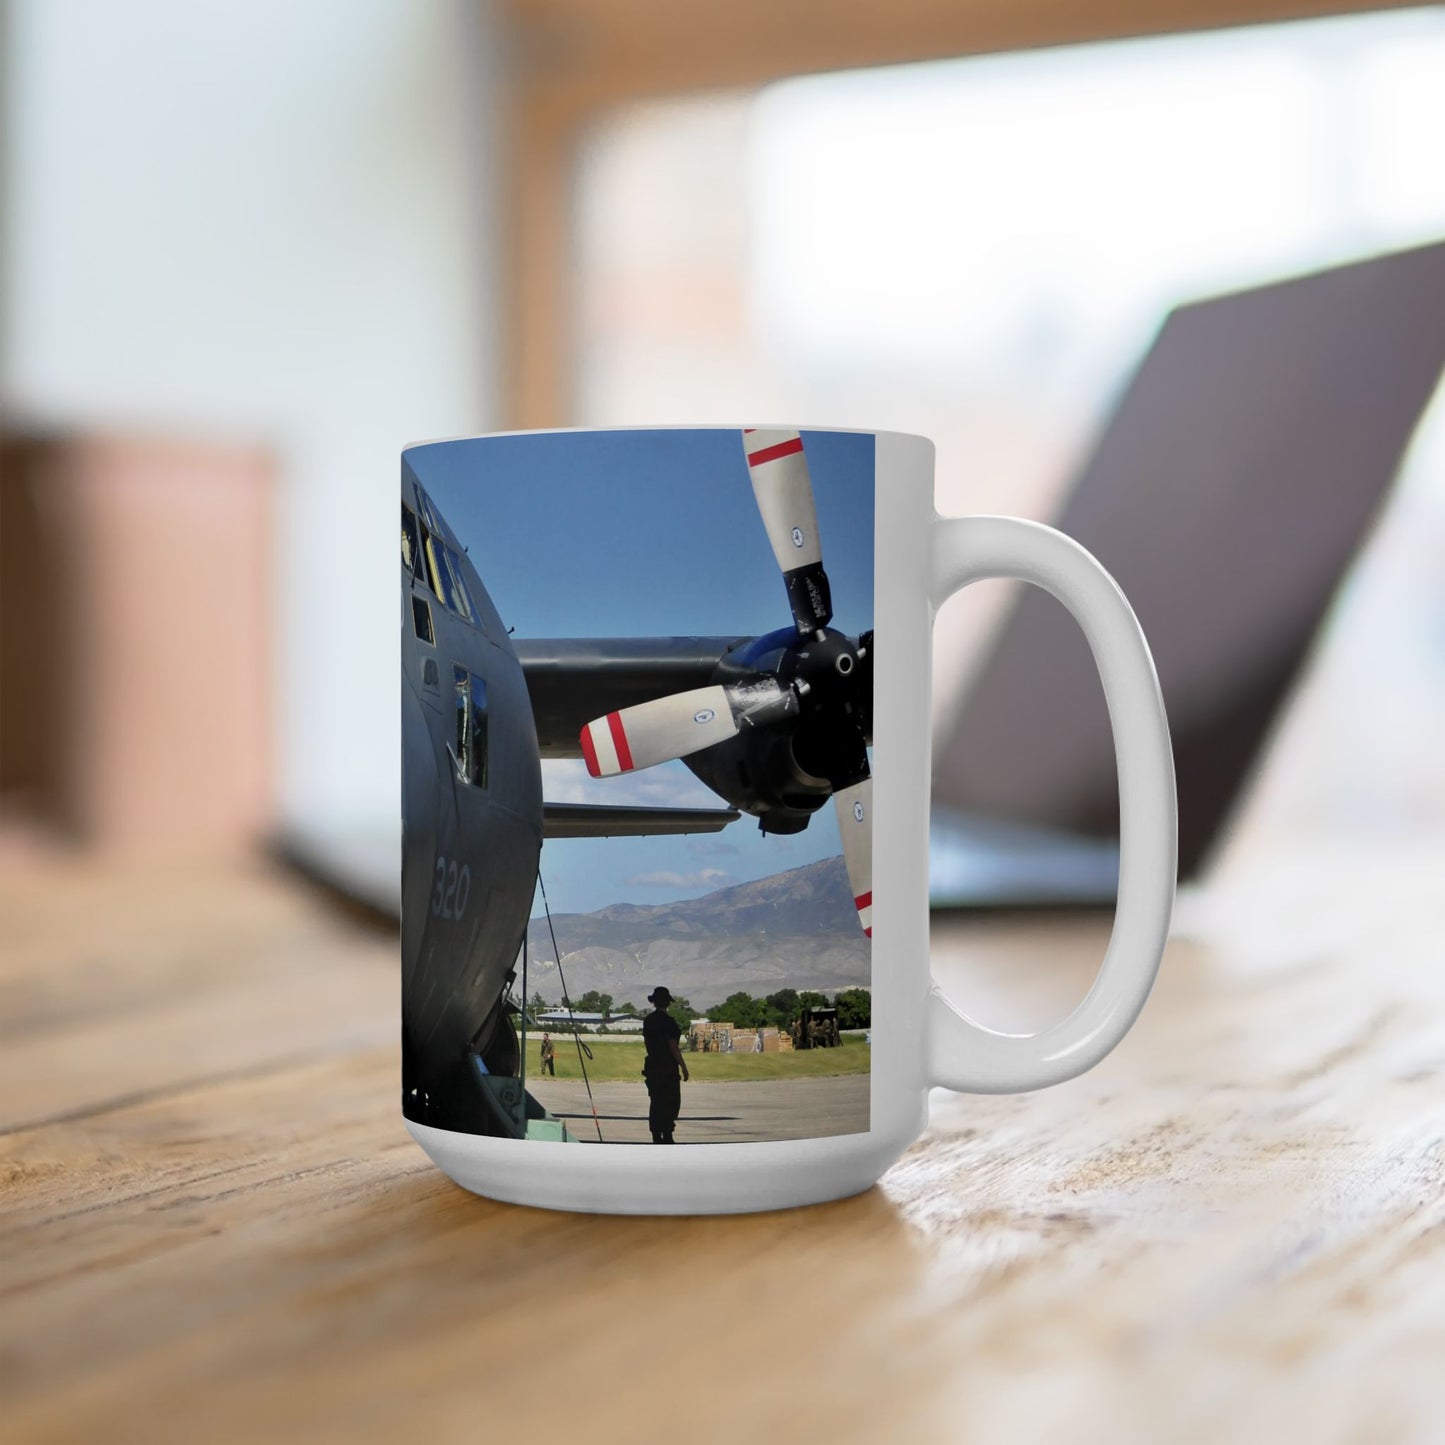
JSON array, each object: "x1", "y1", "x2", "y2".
[
  {"x1": 641, "y1": 986, "x2": 689, "y2": 1144},
  {"x1": 539, "y1": 1032, "x2": 556, "y2": 1076}
]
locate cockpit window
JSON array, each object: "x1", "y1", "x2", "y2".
[
  {"x1": 426, "y1": 538, "x2": 477, "y2": 623},
  {"x1": 426, "y1": 536, "x2": 460, "y2": 614},
  {"x1": 407, "y1": 492, "x2": 479, "y2": 628},
  {"x1": 412, "y1": 595, "x2": 435, "y2": 646},
  {"x1": 452, "y1": 666, "x2": 489, "y2": 788},
  {"x1": 415, "y1": 488, "x2": 442, "y2": 535},
  {"x1": 443, "y1": 546, "x2": 475, "y2": 621},
  {"x1": 402, "y1": 505, "x2": 424, "y2": 581}
]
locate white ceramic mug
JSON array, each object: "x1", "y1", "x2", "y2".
[{"x1": 401, "y1": 427, "x2": 1175, "y2": 1213}]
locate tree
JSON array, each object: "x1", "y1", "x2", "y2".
[
  {"x1": 665, "y1": 995, "x2": 695, "y2": 1030},
  {"x1": 573, "y1": 990, "x2": 613, "y2": 1016},
  {"x1": 530, "y1": 990, "x2": 547, "y2": 1014},
  {"x1": 708, "y1": 991, "x2": 766, "y2": 1028},
  {"x1": 763, "y1": 988, "x2": 800, "y2": 1027},
  {"x1": 833, "y1": 988, "x2": 871, "y2": 1030},
  {"x1": 616, "y1": 1001, "x2": 639, "y2": 1016},
  {"x1": 797, "y1": 991, "x2": 829, "y2": 1013}
]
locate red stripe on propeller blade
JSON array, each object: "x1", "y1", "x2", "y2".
[
  {"x1": 580, "y1": 724, "x2": 600, "y2": 778},
  {"x1": 746, "y1": 436, "x2": 804, "y2": 467},
  {"x1": 606, "y1": 711, "x2": 634, "y2": 772},
  {"x1": 854, "y1": 891, "x2": 872, "y2": 911}
]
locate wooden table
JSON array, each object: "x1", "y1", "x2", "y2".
[{"x1": 3, "y1": 842, "x2": 1442, "y2": 1444}]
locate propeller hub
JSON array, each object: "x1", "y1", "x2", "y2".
[{"x1": 786, "y1": 627, "x2": 860, "y2": 704}]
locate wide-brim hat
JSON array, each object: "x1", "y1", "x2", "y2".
[{"x1": 647, "y1": 986, "x2": 674, "y2": 1005}]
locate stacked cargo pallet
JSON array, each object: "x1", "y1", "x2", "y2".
[
  {"x1": 689, "y1": 1021, "x2": 738, "y2": 1052},
  {"x1": 688, "y1": 1021, "x2": 795, "y2": 1053}
]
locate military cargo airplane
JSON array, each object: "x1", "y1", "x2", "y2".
[{"x1": 402, "y1": 429, "x2": 873, "y2": 1137}]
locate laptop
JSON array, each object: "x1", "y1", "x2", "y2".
[{"x1": 929, "y1": 240, "x2": 1445, "y2": 908}]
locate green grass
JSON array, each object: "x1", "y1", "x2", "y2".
[{"x1": 522, "y1": 1033, "x2": 870, "y2": 1082}]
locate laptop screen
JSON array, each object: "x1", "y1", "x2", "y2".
[{"x1": 932, "y1": 242, "x2": 1445, "y2": 881}]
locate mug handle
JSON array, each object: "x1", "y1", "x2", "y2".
[{"x1": 927, "y1": 516, "x2": 1177, "y2": 1093}]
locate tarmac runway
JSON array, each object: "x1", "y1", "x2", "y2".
[{"x1": 527, "y1": 1073, "x2": 870, "y2": 1144}]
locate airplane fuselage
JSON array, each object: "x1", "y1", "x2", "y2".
[{"x1": 401, "y1": 469, "x2": 542, "y2": 1132}]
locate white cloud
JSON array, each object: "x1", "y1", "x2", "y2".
[{"x1": 623, "y1": 868, "x2": 734, "y2": 889}]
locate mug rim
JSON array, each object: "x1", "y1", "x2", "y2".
[{"x1": 402, "y1": 423, "x2": 933, "y2": 458}]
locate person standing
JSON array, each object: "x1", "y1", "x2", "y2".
[
  {"x1": 641, "y1": 986, "x2": 688, "y2": 1144},
  {"x1": 539, "y1": 1033, "x2": 556, "y2": 1077}
]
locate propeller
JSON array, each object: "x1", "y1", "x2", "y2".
[
  {"x1": 832, "y1": 778, "x2": 873, "y2": 937},
  {"x1": 743, "y1": 428, "x2": 833, "y2": 635},
  {"x1": 581, "y1": 680, "x2": 798, "y2": 779},
  {"x1": 576, "y1": 428, "x2": 872, "y2": 935}
]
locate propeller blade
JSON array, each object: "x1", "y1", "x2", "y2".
[
  {"x1": 742, "y1": 428, "x2": 833, "y2": 635},
  {"x1": 580, "y1": 685, "x2": 739, "y2": 778},
  {"x1": 833, "y1": 777, "x2": 873, "y2": 938}
]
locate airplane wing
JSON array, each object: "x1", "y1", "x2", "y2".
[
  {"x1": 516, "y1": 637, "x2": 742, "y2": 759},
  {"x1": 542, "y1": 801, "x2": 740, "y2": 839}
]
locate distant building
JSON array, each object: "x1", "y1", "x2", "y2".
[{"x1": 531, "y1": 1010, "x2": 644, "y2": 1032}]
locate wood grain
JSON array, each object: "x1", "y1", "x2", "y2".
[{"x1": 1, "y1": 842, "x2": 1441, "y2": 1444}]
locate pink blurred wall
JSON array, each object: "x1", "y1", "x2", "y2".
[{"x1": 1, "y1": 434, "x2": 273, "y2": 851}]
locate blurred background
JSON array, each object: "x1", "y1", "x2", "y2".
[{"x1": 2, "y1": 0, "x2": 1442, "y2": 894}]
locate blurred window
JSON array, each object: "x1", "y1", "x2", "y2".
[
  {"x1": 453, "y1": 667, "x2": 489, "y2": 788},
  {"x1": 571, "y1": 8, "x2": 1445, "y2": 842},
  {"x1": 575, "y1": 9, "x2": 1445, "y2": 478}
]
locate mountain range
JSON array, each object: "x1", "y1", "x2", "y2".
[{"x1": 525, "y1": 855, "x2": 869, "y2": 1009}]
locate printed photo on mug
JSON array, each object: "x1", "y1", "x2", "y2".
[{"x1": 402, "y1": 428, "x2": 875, "y2": 1146}]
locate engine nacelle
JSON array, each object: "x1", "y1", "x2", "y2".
[{"x1": 681, "y1": 626, "x2": 870, "y2": 834}]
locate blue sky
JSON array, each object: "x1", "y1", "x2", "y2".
[{"x1": 410, "y1": 427, "x2": 875, "y2": 915}]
